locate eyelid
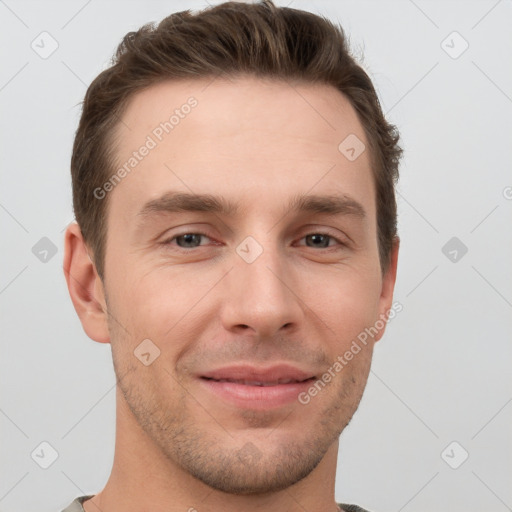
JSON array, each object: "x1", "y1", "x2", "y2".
[
  {"x1": 295, "y1": 223, "x2": 352, "y2": 243},
  {"x1": 295, "y1": 231, "x2": 348, "y2": 248},
  {"x1": 160, "y1": 231, "x2": 214, "y2": 248}
]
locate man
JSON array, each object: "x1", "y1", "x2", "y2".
[{"x1": 62, "y1": 1, "x2": 402, "y2": 511}]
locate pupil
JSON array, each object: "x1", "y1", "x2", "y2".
[
  {"x1": 179, "y1": 234, "x2": 200, "y2": 247},
  {"x1": 309, "y1": 234, "x2": 329, "y2": 248}
]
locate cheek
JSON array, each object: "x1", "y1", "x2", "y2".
[
  {"x1": 311, "y1": 266, "x2": 382, "y2": 344},
  {"x1": 112, "y1": 264, "x2": 219, "y2": 349},
  {"x1": 106, "y1": 238, "x2": 383, "y2": 353}
]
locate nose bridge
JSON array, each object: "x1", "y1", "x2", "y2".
[{"x1": 220, "y1": 233, "x2": 302, "y2": 335}]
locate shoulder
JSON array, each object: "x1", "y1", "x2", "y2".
[
  {"x1": 60, "y1": 495, "x2": 95, "y2": 512},
  {"x1": 338, "y1": 503, "x2": 373, "y2": 512}
]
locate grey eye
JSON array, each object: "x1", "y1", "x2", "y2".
[
  {"x1": 304, "y1": 234, "x2": 332, "y2": 248},
  {"x1": 175, "y1": 233, "x2": 205, "y2": 248}
]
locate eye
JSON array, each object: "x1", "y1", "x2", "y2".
[
  {"x1": 160, "y1": 231, "x2": 347, "y2": 252},
  {"x1": 299, "y1": 233, "x2": 345, "y2": 249},
  {"x1": 163, "y1": 232, "x2": 212, "y2": 249}
]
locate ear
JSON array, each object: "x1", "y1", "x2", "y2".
[
  {"x1": 374, "y1": 237, "x2": 400, "y2": 342},
  {"x1": 63, "y1": 221, "x2": 110, "y2": 343}
]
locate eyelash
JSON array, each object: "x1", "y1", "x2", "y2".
[{"x1": 160, "y1": 231, "x2": 348, "y2": 252}]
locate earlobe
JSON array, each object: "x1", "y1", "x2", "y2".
[
  {"x1": 374, "y1": 237, "x2": 400, "y2": 342},
  {"x1": 63, "y1": 222, "x2": 110, "y2": 343}
]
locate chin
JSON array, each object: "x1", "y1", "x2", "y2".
[{"x1": 167, "y1": 424, "x2": 338, "y2": 495}]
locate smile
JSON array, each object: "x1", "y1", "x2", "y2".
[{"x1": 198, "y1": 365, "x2": 317, "y2": 410}]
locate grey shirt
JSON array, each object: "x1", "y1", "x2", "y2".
[{"x1": 61, "y1": 495, "x2": 371, "y2": 512}]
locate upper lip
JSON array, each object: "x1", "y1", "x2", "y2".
[{"x1": 200, "y1": 364, "x2": 315, "y2": 384}]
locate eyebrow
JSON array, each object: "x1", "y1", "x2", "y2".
[{"x1": 136, "y1": 191, "x2": 366, "y2": 222}]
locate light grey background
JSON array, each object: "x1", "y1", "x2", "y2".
[{"x1": 1, "y1": 1, "x2": 511, "y2": 511}]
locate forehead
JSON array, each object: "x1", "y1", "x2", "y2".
[
  {"x1": 119, "y1": 75, "x2": 365, "y2": 152},
  {"x1": 109, "y1": 75, "x2": 375, "y2": 222}
]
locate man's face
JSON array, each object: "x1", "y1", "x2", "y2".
[{"x1": 99, "y1": 76, "x2": 396, "y2": 494}]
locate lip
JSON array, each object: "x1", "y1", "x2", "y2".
[{"x1": 198, "y1": 364, "x2": 316, "y2": 410}]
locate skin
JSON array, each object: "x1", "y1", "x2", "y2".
[{"x1": 64, "y1": 75, "x2": 398, "y2": 512}]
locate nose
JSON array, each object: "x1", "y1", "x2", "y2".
[{"x1": 219, "y1": 238, "x2": 304, "y2": 339}]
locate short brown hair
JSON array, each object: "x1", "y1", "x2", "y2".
[{"x1": 71, "y1": 0, "x2": 402, "y2": 281}]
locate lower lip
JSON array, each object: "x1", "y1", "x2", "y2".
[{"x1": 200, "y1": 378, "x2": 315, "y2": 410}]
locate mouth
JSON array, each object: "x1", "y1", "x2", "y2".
[
  {"x1": 198, "y1": 365, "x2": 317, "y2": 409},
  {"x1": 202, "y1": 377, "x2": 314, "y2": 386}
]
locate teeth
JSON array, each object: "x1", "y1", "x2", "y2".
[
  {"x1": 214, "y1": 378, "x2": 298, "y2": 386},
  {"x1": 244, "y1": 380, "x2": 275, "y2": 386}
]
